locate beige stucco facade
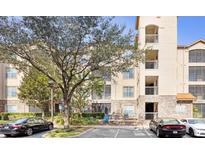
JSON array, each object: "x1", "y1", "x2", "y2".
[
  {"x1": 93, "y1": 16, "x2": 203, "y2": 120},
  {"x1": 1, "y1": 16, "x2": 205, "y2": 119},
  {"x1": 0, "y1": 63, "x2": 30, "y2": 112}
]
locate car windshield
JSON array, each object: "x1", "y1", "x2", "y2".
[
  {"x1": 188, "y1": 119, "x2": 205, "y2": 124},
  {"x1": 162, "y1": 119, "x2": 180, "y2": 124},
  {"x1": 11, "y1": 118, "x2": 28, "y2": 124}
]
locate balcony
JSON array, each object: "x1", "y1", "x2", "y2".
[
  {"x1": 145, "y1": 60, "x2": 158, "y2": 69},
  {"x1": 145, "y1": 86, "x2": 158, "y2": 95},
  {"x1": 145, "y1": 34, "x2": 158, "y2": 43}
]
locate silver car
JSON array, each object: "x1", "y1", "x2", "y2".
[{"x1": 181, "y1": 118, "x2": 205, "y2": 137}]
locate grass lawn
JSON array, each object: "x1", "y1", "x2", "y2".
[
  {"x1": 44, "y1": 127, "x2": 89, "y2": 138},
  {"x1": 0, "y1": 120, "x2": 9, "y2": 124}
]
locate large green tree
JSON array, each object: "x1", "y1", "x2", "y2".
[
  {"x1": 18, "y1": 68, "x2": 61, "y2": 116},
  {"x1": 0, "y1": 16, "x2": 144, "y2": 128},
  {"x1": 71, "y1": 78, "x2": 104, "y2": 113}
]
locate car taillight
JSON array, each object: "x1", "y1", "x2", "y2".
[
  {"x1": 11, "y1": 125, "x2": 23, "y2": 129},
  {"x1": 162, "y1": 125, "x2": 171, "y2": 129},
  {"x1": 162, "y1": 125, "x2": 186, "y2": 129},
  {"x1": 179, "y1": 125, "x2": 186, "y2": 129}
]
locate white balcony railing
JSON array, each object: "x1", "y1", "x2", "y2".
[
  {"x1": 145, "y1": 34, "x2": 158, "y2": 43},
  {"x1": 145, "y1": 60, "x2": 158, "y2": 69},
  {"x1": 145, "y1": 86, "x2": 158, "y2": 95}
]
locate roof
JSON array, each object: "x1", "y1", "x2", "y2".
[
  {"x1": 176, "y1": 93, "x2": 196, "y2": 101},
  {"x1": 177, "y1": 39, "x2": 205, "y2": 49}
]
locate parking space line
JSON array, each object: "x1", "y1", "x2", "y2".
[{"x1": 114, "y1": 129, "x2": 120, "y2": 138}]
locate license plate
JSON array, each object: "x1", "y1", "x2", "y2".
[
  {"x1": 173, "y1": 131, "x2": 178, "y2": 134},
  {"x1": 4, "y1": 126, "x2": 9, "y2": 129}
]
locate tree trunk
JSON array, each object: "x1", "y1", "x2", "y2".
[{"x1": 63, "y1": 96, "x2": 71, "y2": 129}]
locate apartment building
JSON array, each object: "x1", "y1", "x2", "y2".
[
  {"x1": 0, "y1": 63, "x2": 33, "y2": 112},
  {"x1": 92, "y1": 16, "x2": 205, "y2": 120},
  {"x1": 1, "y1": 16, "x2": 205, "y2": 120}
]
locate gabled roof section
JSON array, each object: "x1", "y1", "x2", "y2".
[{"x1": 178, "y1": 39, "x2": 205, "y2": 49}]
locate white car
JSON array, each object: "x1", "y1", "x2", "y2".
[{"x1": 181, "y1": 118, "x2": 205, "y2": 137}]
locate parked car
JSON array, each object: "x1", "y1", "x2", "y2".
[
  {"x1": 149, "y1": 118, "x2": 186, "y2": 137},
  {"x1": 181, "y1": 118, "x2": 205, "y2": 137},
  {"x1": 0, "y1": 117, "x2": 53, "y2": 137}
]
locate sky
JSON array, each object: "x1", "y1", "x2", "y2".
[{"x1": 113, "y1": 16, "x2": 205, "y2": 45}]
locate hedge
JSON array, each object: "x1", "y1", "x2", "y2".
[
  {"x1": 0, "y1": 112, "x2": 42, "y2": 120},
  {"x1": 0, "y1": 112, "x2": 105, "y2": 120},
  {"x1": 71, "y1": 112, "x2": 104, "y2": 119}
]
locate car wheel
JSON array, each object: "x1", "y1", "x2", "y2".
[
  {"x1": 4, "y1": 134, "x2": 11, "y2": 137},
  {"x1": 26, "y1": 128, "x2": 33, "y2": 136},
  {"x1": 189, "y1": 128, "x2": 195, "y2": 137},
  {"x1": 48, "y1": 124, "x2": 53, "y2": 130}
]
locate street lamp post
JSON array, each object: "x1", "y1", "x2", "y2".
[{"x1": 48, "y1": 80, "x2": 54, "y2": 122}]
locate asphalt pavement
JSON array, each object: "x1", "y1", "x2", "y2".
[
  {"x1": 74, "y1": 126, "x2": 192, "y2": 138},
  {"x1": 0, "y1": 126, "x2": 193, "y2": 138}
]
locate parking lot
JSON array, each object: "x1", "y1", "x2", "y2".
[
  {"x1": 0, "y1": 126, "x2": 195, "y2": 138},
  {"x1": 0, "y1": 130, "x2": 48, "y2": 138},
  {"x1": 75, "y1": 126, "x2": 193, "y2": 138}
]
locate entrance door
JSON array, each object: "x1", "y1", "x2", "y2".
[{"x1": 145, "y1": 102, "x2": 158, "y2": 120}]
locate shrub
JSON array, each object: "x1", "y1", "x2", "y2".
[
  {"x1": 70, "y1": 117, "x2": 99, "y2": 125},
  {"x1": 81, "y1": 112, "x2": 104, "y2": 119},
  {"x1": 0, "y1": 112, "x2": 42, "y2": 120},
  {"x1": 54, "y1": 116, "x2": 64, "y2": 126}
]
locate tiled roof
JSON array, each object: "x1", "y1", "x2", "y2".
[{"x1": 176, "y1": 93, "x2": 196, "y2": 101}]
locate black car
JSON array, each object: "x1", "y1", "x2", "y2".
[
  {"x1": 0, "y1": 117, "x2": 53, "y2": 137},
  {"x1": 149, "y1": 118, "x2": 186, "y2": 138}
]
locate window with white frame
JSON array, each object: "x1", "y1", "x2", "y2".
[
  {"x1": 123, "y1": 86, "x2": 134, "y2": 97},
  {"x1": 189, "y1": 85, "x2": 205, "y2": 100},
  {"x1": 6, "y1": 68, "x2": 17, "y2": 78},
  {"x1": 189, "y1": 66, "x2": 205, "y2": 81},
  {"x1": 123, "y1": 68, "x2": 134, "y2": 79},
  {"x1": 7, "y1": 105, "x2": 17, "y2": 112},
  {"x1": 7, "y1": 86, "x2": 17, "y2": 97},
  {"x1": 189, "y1": 49, "x2": 205, "y2": 63}
]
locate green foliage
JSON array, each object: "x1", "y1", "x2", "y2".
[
  {"x1": 45, "y1": 128, "x2": 87, "y2": 138},
  {"x1": 18, "y1": 67, "x2": 62, "y2": 112},
  {"x1": 71, "y1": 117, "x2": 99, "y2": 125},
  {"x1": 54, "y1": 115, "x2": 65, "y2": 126},
  {"x1": 0, "y1": 112, "x2": 42, "y2": 120},
  {"x1": 71, "y1": 78, "x2": 104, "y2": 112},
  {"x1": 71, "y1": 112, "x2": 104, "y2": 119},
  {"x1": 0, "y1": 16, "x2": 145, "y2": 127}
]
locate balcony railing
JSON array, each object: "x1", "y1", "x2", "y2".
[
  {"x1": 145, "y1": 34, "x2": 158, "y2": 43},
  {"x1": 145, "y1": 112, "x2": 158, "y2": 120},
  {"x1": 145, "y1": 86, "x2": 158, "y2": 95},
  {"x1": 145, "y1": 60, "x2": 158, "y2": 69},
  {"x1": 92, "y1": 94, "x2": 111, "y2": 100}
]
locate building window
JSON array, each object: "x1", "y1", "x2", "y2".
[
  {"x1": 189, "y1": 49, "x2": 205, "y2": 63},
  {"x1": 6, "y1": 68, "x2": 17, "y2": 78},
  {"x1": 92, "y1": 85, "x2": 111, "y2": 100},
  {"x1": 145, "y1": 25, "x2": 159, "y2": 43},
  {"x1": 123, "y1": 86, "x2": 134, "y2": 97},
  {"x1": 7, "y1": 105, "x2": 17, "y2": 112},
  {"x1": 123, "y1": 68, "x2": 134, "y2": 79},
  {"x1": 122, "y1": 106, "x2": 135, "y2": 116},
  {"x1": 189, "y1": 66, "x2": 205, "y2": 81},
  {"x1": 189, "y1": 85, "x2": 205, "y2": 100},
  {"x1": 193, "y1": 104, "x2": 205, "y2": 118},
  {"x1": 7, "y1": 86, "x2": 17, "y2": 97},
  {"x1": 104, "y1": 85, "x2": 111, "y2": 99}
]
